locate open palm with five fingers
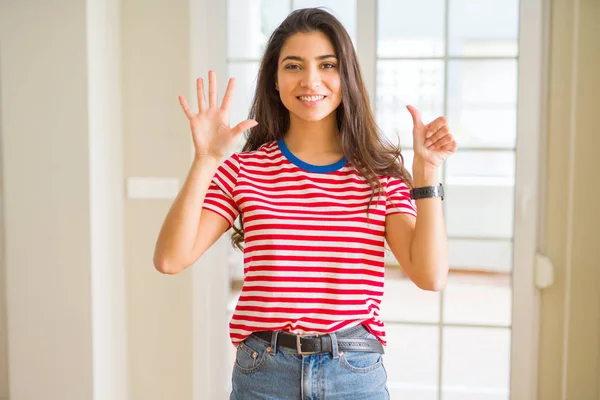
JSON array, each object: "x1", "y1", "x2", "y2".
[{"x1": 179, "y1": 70, "x2": 258, "y2": 159}]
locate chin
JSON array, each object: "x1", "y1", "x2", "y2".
[
  {"x1": 293, "y1": 109, "x2": 336, "y2": 123},
  {"x1": 301, "y1": 114, "x2": 329, "y2": 122}
]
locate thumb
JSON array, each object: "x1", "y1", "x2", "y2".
[
  {"x1": 406, "y1": 105, "x2": 424, "y2": 129},
  {"x1": 231, "y1": 119, "x2": 258, "y2": 137}
]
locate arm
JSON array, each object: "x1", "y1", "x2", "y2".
[
  {"x1": 385, "y1": 105, "x2": 457, "y2": 291},
  {"x1": 153, "y1": 71, "x2": 257, "y2": 274},
  {"x1": 385, "y1": 162, "x2": 448, "y2": 291},
  {"x1": 153, "y1": 155, "x2": 226, "y2": 274}
]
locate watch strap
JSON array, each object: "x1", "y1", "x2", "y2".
[{"x1": 409, "y1": 183, "x2": 444, "y2": 200}]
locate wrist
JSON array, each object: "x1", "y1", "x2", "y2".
[
  {"x1": 412, "y1": 159, "x2": 439, "y2": 187},
  {"x1": 193, "y1": 153, "x2": 221, "y2": 167}
]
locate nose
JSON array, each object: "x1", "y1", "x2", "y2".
[{"x1": 300, "y1": 66, "x2": 322, "y2": 90}]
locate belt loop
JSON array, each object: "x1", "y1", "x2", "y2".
[
  {"x1": 328, "y1": 332, "x2": 340, "y2": 359},
  {"x1": 269, "y1": 330, "x2": 280, "y2": 355}
]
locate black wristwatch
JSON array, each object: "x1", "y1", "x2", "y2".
[{"x1": 409, "y1": 183, "x2": 444, "y2": 200}]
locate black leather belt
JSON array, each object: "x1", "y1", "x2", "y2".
[{"x1": 253, "y1": 329, "x2": 385, "y2": 355}]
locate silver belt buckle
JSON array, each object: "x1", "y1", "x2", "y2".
[{"x1": 296, "y1": 334, "x2": 319, "y2": 355}]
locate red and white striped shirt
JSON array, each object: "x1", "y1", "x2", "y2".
[{"x1": 202, "y1": 140, "x2": 416, "y2": 347}]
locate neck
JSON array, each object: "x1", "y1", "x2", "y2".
[{"x1": 284, "y1": 112, "x2": 342, "y2": 155}]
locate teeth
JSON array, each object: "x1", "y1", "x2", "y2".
[{"x1": 299, "y1": 95, "x2": 324, "y2": 102}]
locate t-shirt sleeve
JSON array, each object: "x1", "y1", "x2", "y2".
[
  {"x1": 386, "y1": 176, "x2": 417, "y2": 218},
  {"x1": 202, "y1": 152, "x2": 241, "y2": 230}
]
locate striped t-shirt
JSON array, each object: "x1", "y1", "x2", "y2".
[{"x1": 202, "y1": 139, "x2": 416, "y2": 347}]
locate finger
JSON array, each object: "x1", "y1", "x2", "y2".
[
  {"x1": 424, "y1": 125, "x2": 450, "y2": 147},
  {"x1": 178, "y1": 95, "x2": 195, "y2": 120},
  {"x1": 208, "y1": 70, "x2": 217, "y2": 108},
  {"x1": 197, "y1": 77, "x2": 206, "y2": 112},
  {"x1": 406, "y1": 105, "x2": 424, "y2": 129},
  {"x1": 429, "y1": 135, "x2": 454, "y2": 150},
  {"x1": 425, "y1": 116, "x2": 448, "y2": 139},
  {"x1": 439, "y1": 140, "x2": 458, "y2": 153},
  {"x1": 231, "y1": 119, "x2": 258, "y2": 137},
  {"x1": 221, "y1": 77, "x2": 236, "y2": 111}
]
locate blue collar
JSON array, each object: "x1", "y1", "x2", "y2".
[{"x1": 277, "y1": 139, "x2": 347, "y2": 173}]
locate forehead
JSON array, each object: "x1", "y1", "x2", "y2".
[{"x1": 279, "y1": 31, "x2": 336, "y2": 61}]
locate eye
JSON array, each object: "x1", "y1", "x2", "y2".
[
  {"x1": 284, "y1": 64, "x2": 301, "y2": 70},
  {"x1": 322, "y1": 63, "x2": 336, "y2": 69}
]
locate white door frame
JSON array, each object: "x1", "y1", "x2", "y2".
[{"x1": 510, "y1": 0, "x2": 547, "y2": 398}]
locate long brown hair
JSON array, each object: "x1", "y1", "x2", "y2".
[{"x1": 231, "y1": 7, "x2": 412, "y2": 251}]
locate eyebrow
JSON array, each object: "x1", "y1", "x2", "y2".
[{"x1": 280, "y1": 54, "x2": 337, "y2": 63}]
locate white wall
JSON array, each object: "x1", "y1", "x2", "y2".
[
  {"x1": 0, "y1": 0, "x2": 128, "y2": 399},
  {"x1": 538, "y1": 0, "x2": 600, "y2": 398},
  {"x1": 0, "y1": 61, "x2": 8, "y2": 400},
  {"x1": 121, "y1": 0, "x2": 194, "y2": 398}
]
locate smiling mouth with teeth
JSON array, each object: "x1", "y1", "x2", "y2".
[{"x1": 298, "y1": 95, "x2": 326, "y2": 102}]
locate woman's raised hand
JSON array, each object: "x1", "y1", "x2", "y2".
[{"x1": 179, "y1": 70, "x2": 257, "y2": 159}]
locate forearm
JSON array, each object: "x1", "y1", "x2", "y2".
[
  {"x1": 409, "y1": 161, "x2": 449, "y2": 290},
  {"x1": 153, "y1": 155, "x2": 221, "y2": 272}
]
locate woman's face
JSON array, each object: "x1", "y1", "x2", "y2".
[{"x1": 276, "y1": 31, "x2": 342, "y2": 123}]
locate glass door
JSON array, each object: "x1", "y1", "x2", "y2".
[{"x1": 375, "y1": 0, "x2": 520, "y2": 398}]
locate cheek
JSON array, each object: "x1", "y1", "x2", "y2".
[
  {"x1": 329, "y1": 75, "x2": 342, "y2": 96},
  {"x1": 330, "y1": 78, "x2": 342, "y2": 103},
  {"x1": 278, "y1": 75, "x2": 295, "y2": 95}
]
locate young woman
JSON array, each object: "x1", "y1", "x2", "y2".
[{"x1": 154, "y1": 8, "x2": 456, "y2": 400}]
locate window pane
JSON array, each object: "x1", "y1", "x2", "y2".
[
  {"x1": 376, "y1": 60, "x2": 445, "y2": 147},
  {"x1": 444, "y1": 150, "x2": 516, "y2": 238},
  {"x1": 378, "y1": 0, "x2": 445, "y2": 57},
  {"x1": 227, "y1": 62, "x2": 260, "y2": 151},
  {"x1": 448, "y1": 239, "x2": 512, "y2": 272},
  {"x1": 446, "y1": 151, "x2": 515, "y2": 180},
  {"x1": 445, "y1": 183, "x2": 514, "y2": 239},
  {"x1": 448, "y1": 0, "x2": 519, "y2": 57},
  {"x1": 293, "y1": 0, "x2": 357, "y2": 44},
  {"x1": 442, "y1": 327, "x2": 511, "y2": 399},
  {"x1": 385, "y1": 324, "x2": 439, "y2": 399},
  {"x1": 447, "y1": 60, "x2": 517, "y2": 149},
  {"x1": 381, "y1": 272, "x2": 440, "y2": 323},
  {"x1": 443, "y1": 274, "x2": 512, "y2": 326},
  {"x1": 445, "y1": 164, "x2": 513, "y2": 327},
  {"x1": 228, "y1": 0, "x2": 290, "y2": 59}
]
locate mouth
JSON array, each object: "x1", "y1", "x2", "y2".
[{"x1": 297, "y1": 95, "x2": 327, "y2": 106}]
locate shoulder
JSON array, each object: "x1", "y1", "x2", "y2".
[
  {"x1": 384, "y1": 175, "x2": 411, "y2": 186},
  {"x1": 341, "y1": 164, "x2": 408, "y2": 191},
  {"x1": 236, "y1": 141, "x2": 279, "y2": 162},
  {"x1": 385, "y1": 175, "x2": 411, "y2": 192}
]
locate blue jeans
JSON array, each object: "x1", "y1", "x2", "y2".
[{"x1": 230, "y1": 326, "x2": 390, "y2": 399}]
